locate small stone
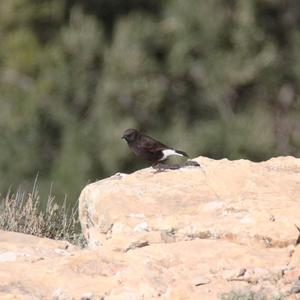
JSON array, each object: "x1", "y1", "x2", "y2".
[
  {"x1": 193, "y1": 276, "x2": 211, "y2": 286},
  {"x1": 240, "y1": 216, "x2": 254, "y2": 224},
  {"x1": 295, "y1": 224, "x2": 300, "y2": 246},
  {"x1": 222, "y1": 269, "x2": 239, "y2": 280},
  {"x1": 124, "y1": 240, "x2": 149, "y2": 252},
  {"x1": 203, "y1": 201, "x2": 224, "y2": 211},
  {"x1": 52, "y1": 288, "x2": 73, "y2": 300},
  {"x1": 283, "y1": 268, "x2": 299, "y2": 284},
  {"x1": 291, "y1": 278, "x2": 300, "y2": 294},
  {"x1": 54, "y1": 249, "x2": 71, "y2": 256},
  {"x1": 269, "y1": 215, "x2": 276, "y2": 222},
  {"x1": 253, "y1": 268, "x2": 272, "y2": 280},
  {"x1": 237, "y1": 268, "x2": 247, "y2": 277},
  {"x1": 112, "y1": 173, "x2": 127, "y2": 180},
  {"x1": 133, "y1": 222, "x2": 148, "y2": 232},
  {"x1": 160, "y1": 230, "x2": 176, "y2": 243},
  {"x1": 0, "y1": 252, "x2": 17, "y2": 262},
  {"x1": 288, "y1": 245, "x2": 295, "y2": 257},
  {"x1": 80, "y1": 293, "x2": 93, "y2": 300},
  {"x1": 128, "y1": 213, "x2": 145, "y2": 219}
]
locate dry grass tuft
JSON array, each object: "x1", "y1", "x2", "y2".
[{"x1": 0, "y1": 181, "x2": 86, "y2": 247}]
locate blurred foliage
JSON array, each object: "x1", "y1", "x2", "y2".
[{"x1": 1, "y1": 0, "x2": 300, "y2": 201}]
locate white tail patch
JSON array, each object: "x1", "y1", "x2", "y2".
[{"x1": 159, "y1": 149, "x2": 183, "y2": 161}]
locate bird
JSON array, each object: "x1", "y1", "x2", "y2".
[{"x1": 122, "y1": 128, "x2": 188, "y2": 163}]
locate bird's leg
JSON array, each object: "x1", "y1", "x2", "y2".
[
  {"x1": 151, "y1": 162, "x2": 159, "y2": 168},
  {"x1": 152, "y1": 162, "x2": 168, "y2": 171},
  {"x1": 183, "y1": 160, "x2": 200, "y2": 167}
]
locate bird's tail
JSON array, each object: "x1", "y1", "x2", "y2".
[{"x1": 175, "y1": 149, "x2": 189, "y2": 157}]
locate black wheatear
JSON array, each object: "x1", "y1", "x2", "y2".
[{"x1": 122, "y1": 128, "x2": 188, "y2": 163}]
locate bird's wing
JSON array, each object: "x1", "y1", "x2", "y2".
[{"x1": 141, "y1": 135, "x2": 169, "y2": 152}]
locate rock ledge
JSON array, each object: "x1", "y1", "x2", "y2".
[{"x1": 1, "y1": 156, "x2": 300, "y2": 299}]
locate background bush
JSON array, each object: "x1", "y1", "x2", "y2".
[{"x1": 1, "y1": 0, "x2": 300, "y2": 203}]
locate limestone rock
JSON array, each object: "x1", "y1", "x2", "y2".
[
  {"x1": 1, "y1": 156, "x2": 300, "y2": 299},
  {"x1": 79, "y1": 156, "x2": 300, "y2": 249},
  {"x1": 77, "y1": 156, "x2": 300, "y2": 298}
]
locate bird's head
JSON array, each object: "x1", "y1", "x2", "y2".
[{"x1": 122, "y1": 128, "x2": 139, "y2": 143}]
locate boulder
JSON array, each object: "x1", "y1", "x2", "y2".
[
  {"x1": 77, "y1": 156, "x2": 300, "y2": 298},
  {"x1": 1, "y1": 156, "x2": 300, "y2": 299},
  {"x1": 79, "y1": 156, "x2": 300, "y2": 249}
]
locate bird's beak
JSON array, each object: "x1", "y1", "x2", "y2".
[{"x1": 121, "y1": 135, "x2": 125, "y2": 139}]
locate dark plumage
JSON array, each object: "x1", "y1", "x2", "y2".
[{"x1": 122, "y1": 128, "x2": 188, "y2": 162}]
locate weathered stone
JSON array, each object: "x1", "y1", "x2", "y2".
[
  {"x1": 0, "y1": 156, "x2": 300, "y2": 299},
  {"x1": 291, "y1": 279, "x2": 300, "y2": 294},
  {"x1": 79, "y1": 156, "x2": 300, "y2": 248}
]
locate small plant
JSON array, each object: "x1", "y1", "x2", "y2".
[{"x1": 0, "y1": 180, "x2": 86, "y2": 247}]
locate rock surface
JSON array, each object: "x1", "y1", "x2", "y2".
[{"x1": 1, "y1": 156, "x2": 300, "y2": 299}]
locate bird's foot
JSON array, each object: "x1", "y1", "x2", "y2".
[
  {"x1": 183, "y1": 160, "x2": 200, "y2": 167},
  {"x1": 152, "y1": 162, "x2": 166, "y2": 171},
  {"x1": 152, "y1": 160, "x2": 201, "y2": 172},
  {"x1": 152, "y1": 162, "x2": 180, "y2": 172}
]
